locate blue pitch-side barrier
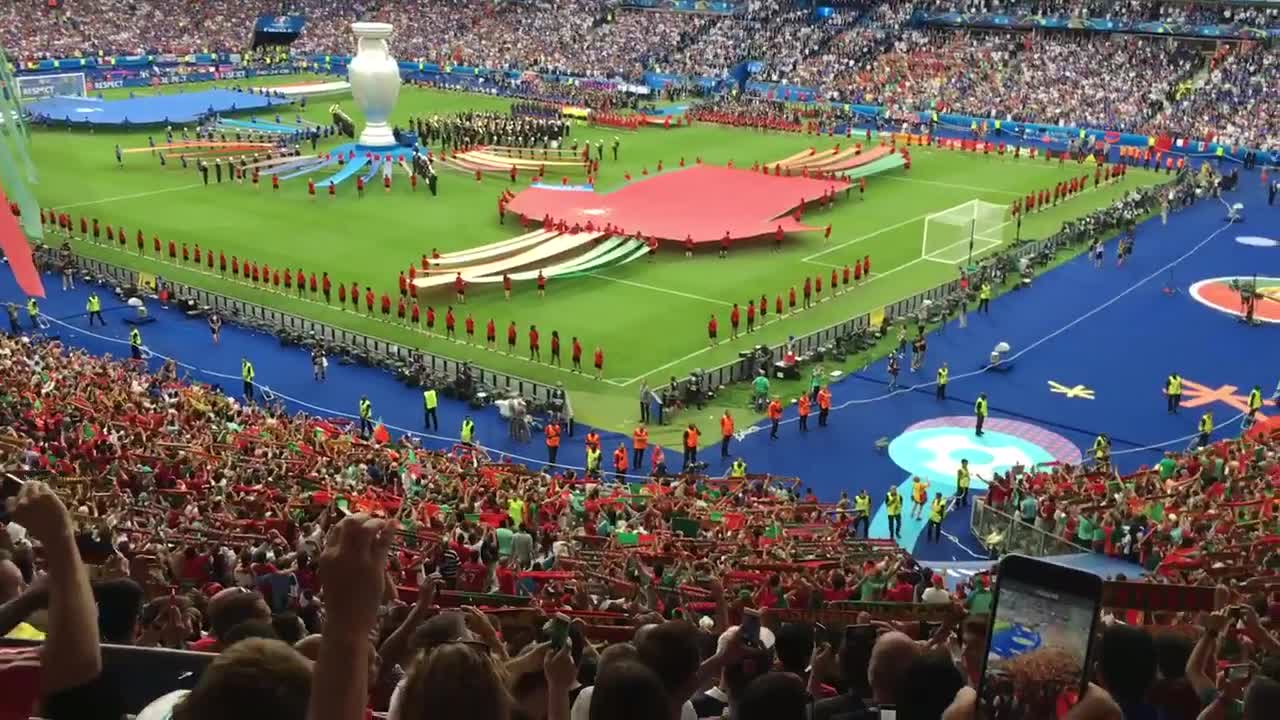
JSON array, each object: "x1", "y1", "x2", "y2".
[
  {"x1": 16, "y1": 53, "x2": 231, "y2": 73},
  {"x1": 24, "y1": 89, "x2": 290, "y2": 126}
]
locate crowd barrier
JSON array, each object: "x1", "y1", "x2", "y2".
[
  {"x1": 66, "y1": 253, "x2": 565, "y2": 406},
  {"x1": 969, "y1": 498, "x2": 1094, "y2": 558}
]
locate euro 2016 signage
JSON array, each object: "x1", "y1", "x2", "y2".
[{"x1": 254, "y1": 15, "x2": 306, "y2": 34}]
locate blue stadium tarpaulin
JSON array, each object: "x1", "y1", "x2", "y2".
[{"x1": 25, "y1": 88, "x2": 291, "y2": 126}]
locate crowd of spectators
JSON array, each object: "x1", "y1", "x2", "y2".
[
  {"x1": 916, "y1": 0, "x2": 1280, "y2": 26},
  {"x1": 287, "y1": 0, "x2": 416, "y2": 58},
  {"x1": 1, "y1": 0, "x2": 284, "y2": 60},
  {"x1": 653, "y1": 0, "x2": 784, "y2": 79},
  {"x1": 3, "y1": 311, "x2": 1280, "y2": 720},
  {"x1": 5, "y1": 0, "x2": 1279, "y2": 149},
  {"x1": 782, "y1": 1, "x2": 913, "y2": 94},
  {"x1": 806, "y1": 29, "x2": 1198, "y2": 131},
  {"x1": 1144, "y1": 43, "x2": 1280, "y2": 154}
]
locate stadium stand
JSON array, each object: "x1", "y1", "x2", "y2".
[
  {"x1": 1145, "y1": 42, "x2": 1280, "y2": 153},
  {"x1": 3, "y1": 326, "x2": 1280, "y2": 720},
  {"x1": 806, "y1": 28, "x2": 1200, "y2": 131},
  {"x1": 4, "y1": 0, "x2": 1279, "y2": 150}
]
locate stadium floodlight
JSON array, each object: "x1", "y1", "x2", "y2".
[{"x1": 921, "y1": 199, "x2": 1009, "y2": 266}]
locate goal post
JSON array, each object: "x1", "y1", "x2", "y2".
[{"x1": 921, "y1": 200, "x2": 1010, "y2": 265}]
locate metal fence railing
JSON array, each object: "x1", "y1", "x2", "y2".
[
  {"x1": 969, "y1": 498, "x2": 1094, "y2": 558},
  {"x1": 65, "y1": 252, "x2": 566, "y2": 407}
]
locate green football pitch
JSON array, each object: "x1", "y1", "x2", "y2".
[{"x1": 24, "y1": 75, "x2": 1165, "y2": 444}]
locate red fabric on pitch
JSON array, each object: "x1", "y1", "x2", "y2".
[{"x1": 504, "y1": 164, "x2": 843, "y2": 245}]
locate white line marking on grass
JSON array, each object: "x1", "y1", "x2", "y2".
[
  {"x1": 59, "y1": 183, "x2": 205, "y2": 209},
  {"x1": 816, "y1": 177, "x2": 1119, "y2": 269},
  {"x1": 879, "y1": 175, "x2": 1023, "y2": 196},
  {"x1": 618, "y1": 256, "x2": 928, "y2": 386},
  {"x1": 633, "y1": 181, "x2": 1142, "y2": 386},
  {"x1": 803, "y1": 213, "x2": 930, "y2": 264},
  {"x1": 585, "y1": 272, "x2": 733, "y2": 306}
]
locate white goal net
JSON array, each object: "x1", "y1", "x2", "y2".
[{"x1": 921, "y1": 200, "x2": 1010, "y2": 265}]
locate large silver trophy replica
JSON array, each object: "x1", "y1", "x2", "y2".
[{"x1": 348, "y1": 22, "x2": 401, "y2": 147}]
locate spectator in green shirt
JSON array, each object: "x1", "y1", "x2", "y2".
[
  {"x1": 1019, "y1": 495, "x2": 1038, "y2": 523},
  {"x1": 495, "y1": 518, "x2": 514, "y2": 559},
  {"x1": 858, "y1": 567, "x2": 888, "y2": 601},
  {"x1": 1157, "y1": 453, "x2": 1178, "y2": 480},
  {"x1": 1076, "y1": 514, "x2": 1094, "y2": 547},
  {"x1": 964, "y1": 578, "x2": 993, "y2": 614},
  {"x1": 752, "y1": 373, "x2": 770, "y2": 405}
]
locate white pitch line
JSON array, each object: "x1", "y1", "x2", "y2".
[
  {"x1": 803, "y1": 212, "x2": 930, "y2": 264},
  {"x1": 807, "y1": 168, "x2": 1125, "y2": 266},
  {"x1": 879, "y1": 175, "x2": 1023, "y2": 196},
  {"x1": 58, "y1": 183, "x2": 205, "y2": 210},
  {"x1": 585, "y1": 272, "x2": 734, "y2": 306},
  {"x1": 617, "y1": 255, "x2": 929, "y2": 387},
  {"x1": 643, "y1": 180, "x2": 1133, "y2": 381}
]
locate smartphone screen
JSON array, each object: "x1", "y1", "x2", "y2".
[
  {"x1": 1225, "y1": 663, "x2": 1253, "y2": 682},
  {"x1": 740, "y1": 610, "x2": 761, "y2": 646},
  {"x1": 844, "y1": 623, "x2": 876, "y2": 651},
  {"x1": 979, "y1": 560, "x2": 1099, "y2": 720}
]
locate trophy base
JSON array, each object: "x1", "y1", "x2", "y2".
[{"x1": 358, "y1": 123, "x2": 398, "y2": 148}]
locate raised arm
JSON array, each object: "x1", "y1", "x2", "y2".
[
  {"x1": 1186, "y1": 611, "x2": 1227, "y2": 697},
  {"x1": 11, "y1": 481, "x2": 102, "y2": 694},
  {"x1": 378, "y1": 575, "x2": 443, "y2": 670},
  {"x1": 309, "y1": 515, "x2": 396, "y2": 720}
]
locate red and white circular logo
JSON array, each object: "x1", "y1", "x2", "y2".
[{"x1": 1189, "y1": 276, "x2": 1280, "y2": 323}]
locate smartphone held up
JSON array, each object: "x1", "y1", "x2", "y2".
[{"x1": 977, "y1": 554, "x2": 1103, "y2": 720}]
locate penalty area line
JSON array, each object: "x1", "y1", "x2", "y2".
[
  {"x1": 879, "y1": 175, "x2": 1023, "y2": 197},
  {"x1": 617, "y1": 256, "x2": 928, "y2": 387},
  {"x1": 585, "y1": 272, "x2": 734, "y2": 306},
  {"x1": 59, "y1": 183, "x2": 205, "y2": 210},
  {"x1": 803, "y1": 212, "x2": 930, "y2": 264}
]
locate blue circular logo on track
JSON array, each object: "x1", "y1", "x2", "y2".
[{"x1": 888, "y1": 417, "x2": 1082, "y2": 486}]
